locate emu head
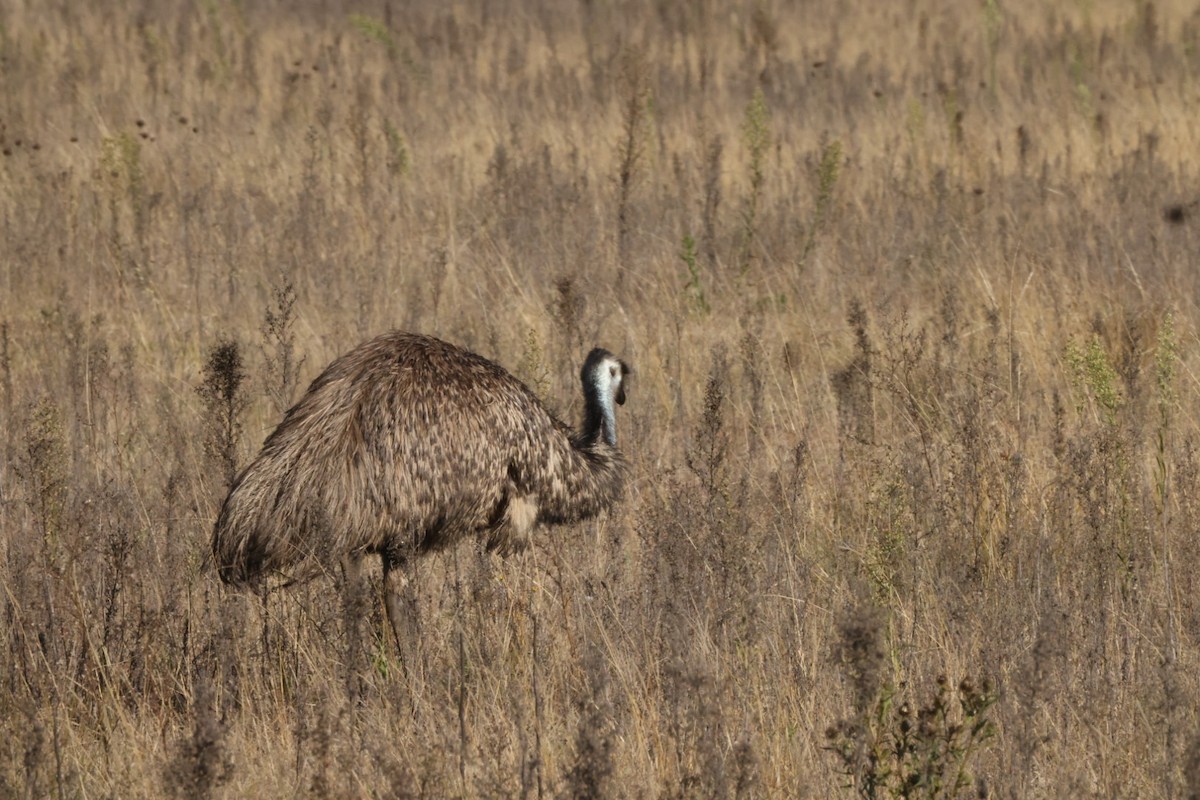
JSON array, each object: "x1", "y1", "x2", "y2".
[{"x1": 581, "y1": 348, "x2": 631, "y2": 447}]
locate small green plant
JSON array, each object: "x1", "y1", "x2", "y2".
[
  {"x1": 800, "y1": 139, "x2": 843, "y2": 268},
  {"x1": 825, "y1": 675, "x2": 997, "y2": 799},
  {"x1": 201, "y1": 0, "x2": 231, "y2": 82},
  {"x1": 737, "y1": 86, "x2": 771, "y2": 274},
  {"x1": 1064, "y1": 336, "x2": 1122, "y2": 425},
  {"x1": 680, "y1": 233, "x2": 709, "y2": 314},
  {"x1": 135, "y1": 22, "x2": 166, "y2": 94},
  {"x1": 863, "y1": 477, "x2": 907, "y2": 606},
  {"x1": 348, "y1": 13, "x2": 398, "y2": 57},
  {"x1": 99, "y1": 131, "x2": 146, "y2": 275},
  {"x1": 1154, "y1": 312, "x2": 1177, "y2": 427},
  {"x1": 982, "y1": 0, "x2": 1002, "y2": 95},
  {"x1": 701, "y1": 138, "x2": 723, "y2": 270},
  {"x1": 940, "y1": 87, "x2": 963, "y2": 151},
  {"x1": 99, "y1": 132, "x2": 142, "y2": 189},
  {"x1": 1067, "y1": 39, "x2": 1094, "y2": 122},
  {"x1": 383, "y1": 118, "x2": 410, "y2": 177}
]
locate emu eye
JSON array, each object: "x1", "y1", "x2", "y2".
[{"x1": 610, "y1": 366, "x2": 617, "y2": 378}]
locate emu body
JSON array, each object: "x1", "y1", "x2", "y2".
[{"x1": 212, "y1": 332, "x2": 629, "y2": 645}]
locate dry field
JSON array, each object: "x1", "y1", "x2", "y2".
[{"x1": 4, "y1": 0, "x2": 1200, "y2": 796}]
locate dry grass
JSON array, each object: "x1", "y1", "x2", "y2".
[{"x1": 3, "y1": 0, "x2": 1200, "y2": 796}]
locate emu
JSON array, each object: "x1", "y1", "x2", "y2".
[{"x1": 212, "y1": 331, "x2": 629, "y2": 648}]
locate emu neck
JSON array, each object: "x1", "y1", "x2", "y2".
[{"x1": 582, "y1": 385, "x2": 617, "y2": 447}]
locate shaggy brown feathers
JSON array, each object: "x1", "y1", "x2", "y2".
[{"x1": 212, "y1": 332, "x2": 628, "y2": 587}]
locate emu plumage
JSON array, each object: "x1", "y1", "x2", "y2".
[{"x1": 212, "y1": 332, "x2": 629, "y2": 600}]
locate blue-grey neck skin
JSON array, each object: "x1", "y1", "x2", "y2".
[
  {"x1": 581, "y1": 348, "x2": 619, "y2": 447},
  {"x1": 597, "y1": 390, "x2": 618, "y2": 446}
]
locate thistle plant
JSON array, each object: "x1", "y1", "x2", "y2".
[
  {"x1": 826, "y1": 675, "x2": 997, "y2": 800},
  {"x1": 198, "y1": 338, "x2": 248, "y2": 489}
]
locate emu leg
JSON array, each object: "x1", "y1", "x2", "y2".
[
  {"x1": 341, "y1": 553, "x2": 366, "y2": 625},
  {"x1": 381, "y1": 552, "x2": 418, "y2": 671},
  {"x1": 340, "y1": 553, "x2": 366, "y2": 703}
]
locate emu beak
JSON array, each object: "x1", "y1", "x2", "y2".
[{"x1": 616, "y1": 360, "x2": 631, "y2": 405}]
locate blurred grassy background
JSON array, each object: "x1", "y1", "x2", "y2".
[{"x1": 3, "y1": 0, "x2": 1200, "y2": 796}]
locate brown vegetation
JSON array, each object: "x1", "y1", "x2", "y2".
[{"x1": 2, "y1": 0, "x2": 1199, "y2": 795}]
